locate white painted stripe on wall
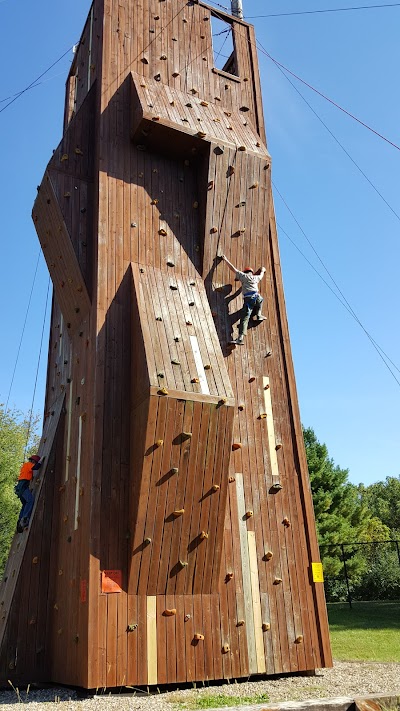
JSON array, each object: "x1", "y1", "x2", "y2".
[
  {"x1": 263, "y1": 376, "x2": 280, "y2": 480},
  {"x1": 147, "y1": 596, "x2": 158, "y2": 685},
  {"x1": 74, "y1": 414, "x2": 83, "y2": 530},
  {"x1": 235, "y1": 473, "x2": 257, "y2": 674}
]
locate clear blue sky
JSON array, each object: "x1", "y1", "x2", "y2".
[{"x1": 0, "y1": 0, "x2": 399, "y2": 485}]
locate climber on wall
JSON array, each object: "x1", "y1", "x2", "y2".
[
  {"x1": 221, "y1": 254, "x2": 267, "y2": 345},
  {"x1": 15, "y1": 455, "x2": 43, "y2": 533}
]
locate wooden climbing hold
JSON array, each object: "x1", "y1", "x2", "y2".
[
  {"x1": 150, "y1": 198, "x2": 159, "y2": 205},
  {"x1": 191, "y1": 88, "x2": 199, "y2": 94},
  {"x1": 295, "y1": 635, "x2": 304, "y2": 644},
  {"x1": 249, "y1": 376, "x2": 256, "y2": 383},
  {"x1": 163, "y1": 609, "x2": 177, "y2": 617},
  {"x1": 156, "y1": 316, "x2": 163, "y2": 321},
  {"x1": 186, "y1": 320, "x2": 193, "y2": 326},
  {"x1": 222, "y1": 644, "x2": 230, "y2": 654},
  {"x1": 227, "y1": 165, "x2": 235, "y2": 176},
  {"x1": 159, "y1": 228, "x2": 167, "y2": 235},
  {"x1": 155, "y1": 439, "x2": 164, "y2": 447},
  {"x1": 262, "y1": 622, "x2": 271, "y2": 631},
  {"x1": 189, "y1": 301, "x2": 195, "y2": 306},
  {"x1": 264, "y1": 383, "x2": 270, "y2": 390},
  {"x1": 197, "y1": 131, "x2": 207, "y2": 138},
  {"x1": 64, "y1": 192, "x2": 71, "y2": 198},
  {"x1": 60, "y1": 154, "x2": 68, "y2": 162},
  {"x1": 264, "y1": 551, "x2": 273, "y2": 561},
  {"x1": 211, "y1": 484, "x2": 220, "y2": 491},
  {"x1": 239, "y1": 228, "x2": 246, "y2": 234},
  {"x1": 232, "y1": 443, "x2": 242, "y2": 451},
  {"x1": 238, "y1": 145, "x2": 246, "y2": 151},
  {"x1": 210, "y1": 226, "x2": 218, "y2": 234},
  {"x1": 258, "y1": 413, "x2": 267, "y2": 420},
  {"x1": 32, "y1": 556, "x2": 38, "y2": 565},
  {"x1": 218, "y1": 398, "x2": 227, "y2": 405},
  {"x1": 274, "y1": 578, "x2": 283, "y2": 585},
  {"x1": 194, "y1": 633, "x2": 204, "y2": 641},
  {"x1": 158, "y1": 388, "x2": 169, "y2": 395},
  {"x1": 245, "y1": 510, "x2": 254, "y2": 519},
  {"x1": 276, "y1": 443, "x2": 283, "y2": 451},
  {"x1": 170, "y1": 284, "x2": 178, "y2": 290},
  {"x1": 160, "y1": 54, "x2": 167, "y2": 60},
  {"x1": 283, "y1": 517, "x2": 291, "y2": 527},
  {"x1": 127, "y1": 623, "x2": 138, "y2": 632},
  {"x1": 256, "y1": 141, "x2": 261, "y2": 147},
  {"x1": 200, "y1": 100, "x2": 209, "y2": 107},
  {"x1": 154, "y1": 73, "x2": 161, "y2": 81},
  {"x1": 204, "y1": 364, "x2": 211, "y2": 370},
  {"x1": 226, "y1": 572, "x2": 234, "y2": 581},
  {"x1": 250, "y1": 182, "x2": 259, "y2": 189},
  {"x1": 75, "y1": 148, "x2": 84, "y2": 155},
  {"x1": 237, "y1": 620, "x2": 245, "y2": 627},
  {"x1": 171, "y1": 467, "x2": 179, "y2": 475},
  {"x1": 191, "y1": 377, "x2": 200, "y2": 384},
  {"x1": 186, "y1": 102, "x2": 193, "y2": 108},
  {"x1": 228, "y1": 476, "x2": 235, "y2": 484},
  {"x1": 200, "y1": 531, "x2": 209, "y2": 540},
  {"x1": 152, "y1": 116, "x2": 160, "y2": 121},
  {"x1": 172, "y1": 509, "x2": 185, "y2": 517},
  {"x1": 193, "y1": 201, "x2": 199, "y2": 208},
  {"x1": 144, "y1": 537, "x2": 152, "y2": 545},
  {"x1": 182, "y1": 431, "x2": 192, "y2": 439},
  {"x1": 208, "y1": 180, "x2": 214, "y2": 190},
  {"x1": 271, "y1": 482, "x2": 283, "y2": 492},
  {"x1": 238, "y1": 404, "x2": 245, "y2": 411},
  {"x1": 178, "y1": 559, "x2": 188, "y2": 569},
  {"x1": 172, "y1": 71, "x2": 180, "y2": 77},
  {"x1": 171, "y1": 359, "x2": 180, "y2": 365}
]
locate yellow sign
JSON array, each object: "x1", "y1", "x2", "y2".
[{"x1": 312, "y1": 562, "x2": 324, "y2": 583}]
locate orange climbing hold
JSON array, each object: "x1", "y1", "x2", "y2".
[
  {"x1": 172, "y1": 509, "x2": 185, "y2": 517},
  {"x1": 283, "y1": 517, "x2": 291, "y2": 527},
  {"x1": 194, "y1": 633, "x2": 204, "y2": 641},
  {"x1": 163, "y1": 609, "x2": 177, "y2": 616},
  {"x1": 232, "y1": 443, "x2": 242, "y2": 451}
]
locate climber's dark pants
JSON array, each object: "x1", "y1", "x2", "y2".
[
  {"x1": 15, "y1": 480, "x2": 34, "y2": 524},
  {"x1": 239, "y1": 293, "x2": 263, "y2": 336}
]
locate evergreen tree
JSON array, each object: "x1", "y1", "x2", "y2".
[
  {"x1": 303, "y1": 426, "x2": 371, "y2": 579},
  {"x1": 358, "y1": 476, "x2": 400, "y2": 538}
]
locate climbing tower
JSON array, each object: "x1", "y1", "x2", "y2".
[{"x1": 0, "y1": 0, "x2": 332, "y2": 688}]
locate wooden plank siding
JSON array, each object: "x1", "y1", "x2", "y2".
[{"x1": 0, "y1": 0, "x2": 332, "y2": 689}]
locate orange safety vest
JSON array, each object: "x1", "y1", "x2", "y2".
[{"x1": 18, "y1": 462, "x2": 34, "y2": 481}]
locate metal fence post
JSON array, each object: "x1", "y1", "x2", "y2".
[{"x1": 341, "y1": 543, "x2": 352, "y2": 609}]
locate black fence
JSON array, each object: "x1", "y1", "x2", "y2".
[{"x1": 319, "y1": 540, "x2": 400, "y2": 608}]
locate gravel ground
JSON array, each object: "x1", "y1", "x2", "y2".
[{"x1": 0, "y1": 662, "x2": 399, "y2": 710}]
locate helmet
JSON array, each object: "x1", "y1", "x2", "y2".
[
  {"x1": 29, "y1": 455, "x2": 41, "y2": 463},
  {"x1": 243, "y1": 266, "x2": 254, "y2": 273}
]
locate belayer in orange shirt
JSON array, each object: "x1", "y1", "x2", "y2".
[{"x1": 15, "y1": 455, "x2": 42, "y2": 533}]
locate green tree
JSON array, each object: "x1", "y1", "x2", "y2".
[
  {"x1": 358, "y1": 477, "x2": 400, "y2": 538},
  {"x1": 0, "y1": 405, "x2": 39, "y2": 575},
  {"x1": 303, "y1": 426, "x2": 371, "y2": 580}
]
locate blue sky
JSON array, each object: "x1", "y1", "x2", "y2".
[{"x1": 0, "y1": 0, "x2": 399, "y2": 485}]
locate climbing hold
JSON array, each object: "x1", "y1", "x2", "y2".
[
  {"x1": 193, "y1": 201, "x2": 199, "y2": 208},
  {"x1": 170, "y1": 100, "x2": 175, "y2": 105},
  {"x1": 152, "y1": 116, "x2": 160, "y2": 121},
  {"x1": 214, "y1": 95, "x2": 222, "y2": 101},
  {"x1": 222, "y1": 644, "x2": 230, "y2": 654},
  {"x1": 258, "y1": 413, "x2": 268, "y2": 420},
  {"x1": 232, "y1": 443, "x2": 242, "y2": 451},
  {"x1": 64, "y1": 192, "x2": 71, "y2": 198},
  {"x1": 224, "y1": 111, "x2": 232, "y2": 117},
  {"x1": 211, "y1": 484, "x2": 220, "y2": 491},
  {"x1": 172, "y1": 72, "x2": 180, "y2": 78},
  {"x1": 197, "y1": 131, "x2": 207, "y2": 138},
  {"x1": 228, "y1": 476, "x2": 236, "y2": 483},
  {"x1": 127, "y1": 623, "x2": 138, "y2": 632},
  {"x1": 227, "y1": 166, "x2": 235, "y2": 177},
  {"x1": 282, "y1": 517, "x2": 291, "y2": 527},
  {"x1": 186, "y1": 320, "x2": 193, "y2": 326},
  {"x1": 237, "y1": 620, "x2": 245, "y2": 627},
  {"x1": 156, "y1": 316, "x2": 163, "y2": 321},
  {"x1": 163, "y1": 609, "x2": 177, "y2": 617},
  {"x1": 250, "y1": 182, "x2": 259, "y2": 189},
  {"x1": 178, "y1": 559, "x2": 188, "y2": 569},
  {"x1": 170, "y1": 284, "x2": 178, "y2": 290},
  {"x1": 191, "y1": 377, "x2": 200, "y2": 384},
  {"x1": 194, "y1": 633, "x2": 204, "y2": 641},
  {"x1": 239, "y1": 228, "x2": 246, "y2": 234},
  {"x1": 271, "y1": 482, "x2": 283, "y2": 492},
  {"x1": 245, "y1": 510, "x2": 254, "y2": 519},
  {"x1": 58, "y1": 569, "x2": 64, "y2": 576},
  {"x1": 262, "y1": 623, "x2": 271, "y2": 631},
  {"x1": 295, "y1": 635, "x2": 304, "y2": 644},
  {"x1": 226, "y1": 572, "x2": 234, "y2": 581},
  {"x1": 238, "y1": 404, "x2": 245, "y2": 411},
  {"x1": 249, "y1": 376, "x2": 256, "y2": 383},
  {"x1": 60, "y1": 154, "x2": 68, "y2": 162},
  {"x1": 208, "y1": 180, "x2": 214, "y2": 190},
  {"x1": 191, "y1": 88, "x2": 198, "y2": 94},
  {"x1": 150, "y1": 198, "x2": 159, "y2": 205},
  {"x1": 264, "y1": 383, "x2": 270, "y2": 390},
  {"x1": 184, "y1": 614, "x2": 191, "y2": 621},
  {"x1": 275, "y1": 443, "x2": 283, "y2": 451},
  {"x1": 32, "y1": 556, "x2": 38, "y2": 565},
  {"x1": 171, "y1": 467, "x2": 179, "y2": 475},
  {"x1": 273, "y1": 578, "x2": 283, "y2": 585},
  {"x1": 186, "y1": 102, "x2": 193, "y2": 108},
  {"x1": 184, "y1": 159, "x2": 190, "y2": 166},
  {"x1": 54, "y1": 603, "x2": 59, "y2": 610},
  {"x1": 172, "y1": 509, "x2": 185, "y2": 517},
  {"x1": 155, "y1": 439, "x2": 164, "y2": 447},
  {"x1": 182, "y1": 431, "x2": 193, "y2": 439},
  {"x1": 75, "y1": 147, "x2": 83, "y2": 155},
  {"x1": 199, "y1": 531, "x2": 209, "y2": 540},
  {"x1": 266, "y1": 350, "x2": 273, "y2": 358},
  {"x1": 154, "y1": 73, "x2": 161, "y2": 81},
  {"x1": 204, "y1": 364, "x2": 211, "y2": 370},
  {"x1": 158, "y1": 388, "x2": 169, "y2": 395},
  {"x1": 238, "y1": 145, "x2": 246, "y2": 151},
  {"x1": 189, "y1": 301, "x2": 195, "y2": 306},
  {"x1": 265, "y1": 163, "x2": 270, "y2": 170},
  {"x1": 159, "y1": 228, "x2": 167, "y2": 235},
  {"x1": 210, "y1": 227, "x2": 218, "y2": 234},
  {"x1": 160, "y1": 54, "x2": 167, "y2": 60},
  {"x1": 264, "y1": 551, "x2": 273, "y2": 561},
  {"x1": 200, "y1": 100, "x2": 209, "y2": 107},
  {"x1": 218, "y1": 398, "x2": 227, "y2": 405},
  {"x1": 171, "y1": 359, "x2": 180, "y2": 366},
  {"x1": 144, "y1": 537, "x2": 152, "y2": 545}
]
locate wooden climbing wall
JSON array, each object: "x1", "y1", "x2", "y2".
[{"x1": 0, "y1": 0, "x2": 332, "y2": 689}]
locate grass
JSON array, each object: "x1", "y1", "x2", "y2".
[
  {"x1": 171, "y1": 692, "x2": 270, "y2": 709},
  {"x1": 327, "y1": 601, "x2": 400, "y2": 663}
]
